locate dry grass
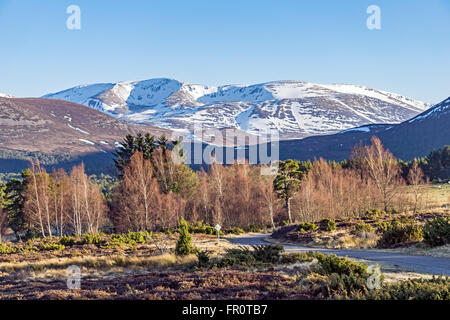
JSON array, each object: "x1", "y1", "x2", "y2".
[
  {"x1": 0, "y1": 232, "x2": 239, "y2": 282},
  {"x1": 307, "y1": 230, "x2": 380, "y2": 249},
  {"x1": 373, "y1": 244, "x2": 450, "y2": 259},
  {"x1": 272, "y1": 183, "x2": 449, "y2": 251},
  {"x1": 334, "y1": 232, "x2": 379, "y2": 249},
  {"x1": 0, "y1": 233, "x2": 241, "y2": 284},
  {"x1": 192, "y1": 236, "x2": 239, "y2": 257},
  {"x1": 408, "y1": 184, "x2": 450, "y2": 213},
  {"x1": 0, "y1": 252, "x2": 197, "y2": 274},
  {"x1": 0, "y1": 231, "x2": 445, "y2": 300}
]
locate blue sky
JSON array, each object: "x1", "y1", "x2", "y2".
[{"x1": 0, "y1": 0, "x2": 449, "y2": 103}]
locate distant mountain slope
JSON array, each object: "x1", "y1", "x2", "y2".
[
  {"x1": 0, "y1": 97, "x2": 169, "y2": 172},
  {"x1": 43, "y1": 78, "x2": 430, "y2": 139},
  {"x1": 277, "y1": 96, "x2": 450, "y2": 161},
  {"x1": 0, "y1": 95, "x2": 446, "y2": 174},
  {"x1": 0, "y1": 92, "x2": 13, "y2": 98}
]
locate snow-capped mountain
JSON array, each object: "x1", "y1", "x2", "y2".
[
  {"x1": 407, "y1": 96, "x2": 450, "y2": 124},
  {"x1": 0, "y1": 92, "x2": 13, "y2": 98},
  {"x1": 43, "y1": 78, "x2": 431, "y2": 138},
  {"x1": 278, "y1": 95, "x2": 450, "y2": 162}
]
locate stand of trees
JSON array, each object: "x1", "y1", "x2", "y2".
[
  {"x1": 0, "y1": 134, "x2": 443, "y2": 241},
  {"x1": 111, "y1": 150, "x2": 278, "y2": 231},
  {"x1": 411, "y1": 146, "x2": 450, "y2": 181},
  {"x1": 1, "y1": 161, "x2": 106, "y2": 239},
  {"x1": 110, "y1": 151, "x2": 186, "y2": 232}
]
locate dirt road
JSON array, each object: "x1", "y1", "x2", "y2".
[{"x1": 228, "y1": 234, "x2": 450, "y2": 276}]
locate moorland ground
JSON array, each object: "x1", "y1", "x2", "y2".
[{"x1": 0, "y1": 210, "x2": 448, "y2": 300}]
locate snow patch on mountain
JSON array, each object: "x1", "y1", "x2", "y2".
[
  {"x1": 46, "y1": 83, "x2": 115, "y2": 105},
  {"x1": 43, "y1": 78, "x2": 431, "y2": 138},
  {"x1": 0, "y1": 92, "x2": 13, "y2": 98},
  {"x1": 408, "y1": 96, "x2": 450, "y2": 123},
  {"x1": 79, "y1": 138, "x2": 95, "y2": 145},
  {"x1": 340, "y1": 126, "x2": 371, "y2": 133},
  {"x1": 68, "y1": 123, "x2": 90, "y2": 135}
]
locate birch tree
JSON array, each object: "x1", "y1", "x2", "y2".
[
  {"x1": 23, "y1": 159, "x2": 52, "y2": 237},
  {"x1": 351, "y1": 136, "x2": 402, "y2": 212},
  {"x1": 111, "y1": 152, "x2": 160, "y2": 232}
]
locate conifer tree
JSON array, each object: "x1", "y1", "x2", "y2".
[
  {"x1": 4, "y1": 169, "x2": 30, "y2": 238},
  {"x1": 175, "y1": 217, "x2": 196, "y2": 255},
  {"x1": 273, "y1": 159, "x2": 308, "y2": 224}
]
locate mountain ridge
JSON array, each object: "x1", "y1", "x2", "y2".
[
  {"x1": 0, "y1": 97, "x2": 169, "y2": 172},
  {"x1": 43, "y1": 78, "x2": 431, "y2": 139},
  {"x1": 0, "y1": 95, "x2": 447, "y2": 173},
  {"x1": 277, "y1": 96, "x2": 450, "y2": 162}
]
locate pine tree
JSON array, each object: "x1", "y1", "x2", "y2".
[
  {"x1": 273, "y1": 160, "x2": 308, "y2": 224},
  {"x1": 143, "y1": 133, "x2": 156, "y2": 159},
  {"x1": 424, "y1": 145, "x2": 450, "y2": 180},
  {"x1": 113, "y1": 133, "x2": 175, "y2": 177},
  {"x1": 0, "y1": 207, "x2": 7, "y2": 242},
  {"x1": 4, "y1": 169, "x2": 30, "y2": 238},
  {"x1": 175, "y1": 217, "x2": 196, "y2": 255}
]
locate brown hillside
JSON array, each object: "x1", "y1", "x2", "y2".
[{"x1": 0, "y1": 97, "x2": 169, "y2": 155}]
